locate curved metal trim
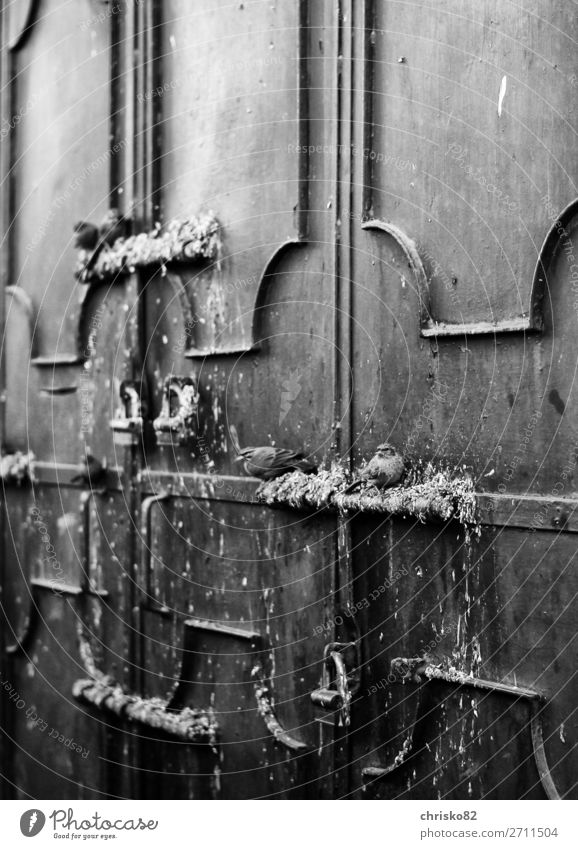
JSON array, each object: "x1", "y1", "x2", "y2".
[
  {"x1": 4, "y1": 579, "x2": 83, "y2": 656},
  {"x1": 530, "y1": 701, "x2": 562, "y2": 801},
  {"x1": 183, "y1": 238, "x2": 307, "y2": 358},
  {"x1": 362, "y1": 687, "x2": 424, "y2": 785},
  {"x1": 363, "y1": 200, "x2": 578, "y2": 338},
  {"x1": 361, "y1": 219, "x2": 431, "y2": 329},
  {"x1": 529, "y1": 196, "x2": 578, "y2": 331},
  {"x1": 254, "y1": 679, "x2": 309, "y2": 752},
  {"x1": 182, "y1": 238, "x2": 309, "y2": 358},
  {"x1": 6, "y1": 285, "x2": 38, "y2": 358},
  {"x1": 74, "y1": 623, "x2": 219, "y2": 745},
  {"x1": 8, "y1": 0, "x2": 39, "y2": 51},
  {"x1": 164, "y1": 270, "x2": 197, "y2": 349},
  {"x1": 5, "y1": 595, "x2": 41, "y2": 657},
  {"x1": 250, "y1": 238, "x2": 307, "y2": 350},
  {"x1": 141, "y1": 491, "x2": 171, "y2": 599},
  {"x1": 73, "y1": 675, "x2": 219, "y2": 744}
]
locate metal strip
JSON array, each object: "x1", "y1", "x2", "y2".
[
  {"x1": 28, "y1": 464, "x2": 578, "y2": 534},
  {"x1": 184, "y1": 617, "x2": 260, "y2": 643},
  {"x1": 73, "y1": 676, "x2": 219, "y2": 745},
  {"x1": 254, "y1": 682, "x2": 309, "y2": 752},
  {"x1": 140, "y1": 491, "x2": 171, "y2": 603},
  {"x1": 29, "y1": 578, "x2": 108, "y2": 599},
  {"x1": 530, "y1": 701, "x2": 562, "y2": 801}
]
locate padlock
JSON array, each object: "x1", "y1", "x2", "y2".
[
  {"x1": 310, "y1": 687, "x2": 343, "y2": 710},
  {"x1": 110, "y1": 380, "x2": 145, "y2": 447}
]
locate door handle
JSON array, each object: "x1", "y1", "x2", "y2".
[
  {"x1": 310, "y1": 642, "x2": 359, "y2": 727},
  {"x1": 110, "y1": 379, "x2": 147, "y2": 446}
]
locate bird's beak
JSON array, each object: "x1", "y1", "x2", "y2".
[{"x1": 233, "y1": 456, "x2": 243, "y2": 463}]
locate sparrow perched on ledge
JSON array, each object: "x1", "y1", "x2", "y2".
[
  {"x1": 343, "y1": 443, "x2": 404, "y2": 494},
  {"x1": 235, "y1": 446, "x2": 317, "y2": 480},
  {"x1": 73, "y1": 221, "x2": 100, "y2": 251},
  {"x1": 74, "y1": 210, "x2": 130, "y2": 281},
  {"x1": 71, "y1": 453, "x2": 107, "y2": 488}
]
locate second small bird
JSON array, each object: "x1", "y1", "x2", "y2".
[
  {"x1": 343, "y1": 443, "x2": 404, "y2": 493},
  {"x1": 71, "y1": 453, "x2": 107, "y2": 488}
]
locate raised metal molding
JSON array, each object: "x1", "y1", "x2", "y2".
[
  {"x1": 478, "y1": 492, "x2": 578, "y2": 533},
  {"x1": 6, "y1": 286, "x2": 38, "y2": 358},
  {"x1": 138, "y1": 469, "x2": 261, "y2": 503},
  {"x1": 361, "y1": 220, "x2": 431, "y2": 329},
  {"x1": 361, "y1": 0, "x2": 578, "y2": 338},
  {"x1": 183, "y1": 0, "x2": 310, "y2": 358},
  {"x1": 28, "y1": 465, "x2": 578, "y2": 533},
  {"x1": 30, "y1": 461, "x2": 124, "y2": 490},
  {"x1": 31, "y1": 354, "x2": 83, "y2": 368}
]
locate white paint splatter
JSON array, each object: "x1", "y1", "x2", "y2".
[{"x1": 498, "y1": 76, "x2": 507, "y2": 116}]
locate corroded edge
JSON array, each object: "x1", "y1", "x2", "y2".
[{"x1": 73, "y1": 677, "x2": 219, "y2": 745}]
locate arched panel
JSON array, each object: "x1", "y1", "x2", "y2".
[{"x1": 362, "y1": 0, "x2": 578, "y2": 332}]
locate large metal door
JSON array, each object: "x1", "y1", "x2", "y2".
[
  {"x1": 1, "y1": 0, "x2": 577, "y2": 801},
  {"x1": 0, "y1": 0, "x2": 343, "y2": 800},
  {"x1": 339, "y1": 1, "x2": 578, "y2": 799}
]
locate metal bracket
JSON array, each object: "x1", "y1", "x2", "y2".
[
  {"x1": 362, "y1": 657, "x2": 562, "y2": 800},
  {"x1": 311, "y1": 641, "x2": 360, "y2": 727},
  {"x1": 109, "y1": 379, "x2": 147, "y2": 446},
  {"x1": 153, "y1": 375, "x2": 199, "y2": 447}
]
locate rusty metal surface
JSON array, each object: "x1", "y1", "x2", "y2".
[{"x1": 1, "y1": 0, "x2": 578, "y2": 802}]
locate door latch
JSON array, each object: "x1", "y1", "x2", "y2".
[
  {"x1": 310, "y1": 641, "x2": 359, "y2": 727},
  {"x1": 110, "y1": 380, "x2": 147, "y2": 446},
  {"x1": 153, "y1": 375, "x2": 199, "y2": 447}
]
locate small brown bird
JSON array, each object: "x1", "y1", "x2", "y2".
[
  {"x1": 74, "y1": 210, "x2": 129, "y2": 281},
  {"x1": 71, "y1": 453, "x2": 107, "y2": 488},
  {"x1": 343, "y1": 443, "x2": 404, "y2": 493},
  {"x1": 235, "y1": 446, "x2": 317, "y2": 480},
  {"x1": 73, "y1": 221, "x2": 100, "y2": 251}
]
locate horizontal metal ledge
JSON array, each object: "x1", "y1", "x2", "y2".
[
  {"x1": 184, "y1": 344, "x2": 259, "y2": 359},
  {"x1": 421, "y1": 318, "x2": 540, "y2": 338},
  {"x1": 31, "y1": 354, "x2": 84, "y2": 367},
  {"x1": 30, "y1": 578, "x2": 109, "y2": 598},
  {"x1": 38, "y1": 386, "x2": 78, "y2": 396},
  {"x1": 138, "y1": 470, "x2": 261, "y2": 503},
  {"x1": 30, "y1": 461, "x2": 125, "y2": 490},
  {"x1": 20, "y1": 466, "x2": 578, "y2": 533},
  {"x1": 423, "y1": 667, "x2": 540, "y2": 700},
  {"x1": 185, "y1": 616, "x2": 261, "y2": 642},
  {"x1": 478, "y1": 493, "x2": 578, "y2": 533}
]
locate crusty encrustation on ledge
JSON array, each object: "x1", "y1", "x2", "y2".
[{"x1": 255, "y1": 460, "x2": 479, "y2": 534}]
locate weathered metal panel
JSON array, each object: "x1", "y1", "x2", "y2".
[
  {"x1": 138, "y1": 497, "x2": 336, "y2": 799},
  {"x1": 365, "y1": 0, "x2": 578, "y2": 328},
  {"x1": 349, "y1": 520, "x2": 575, "y2": 799}
]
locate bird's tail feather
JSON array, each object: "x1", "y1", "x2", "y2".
[
  {"x1": 342, "y1": 479, "x2": 362, "y2": 495},
  {"x1": 229, "y1": 424, "x2": 241, "y2": 455}
]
